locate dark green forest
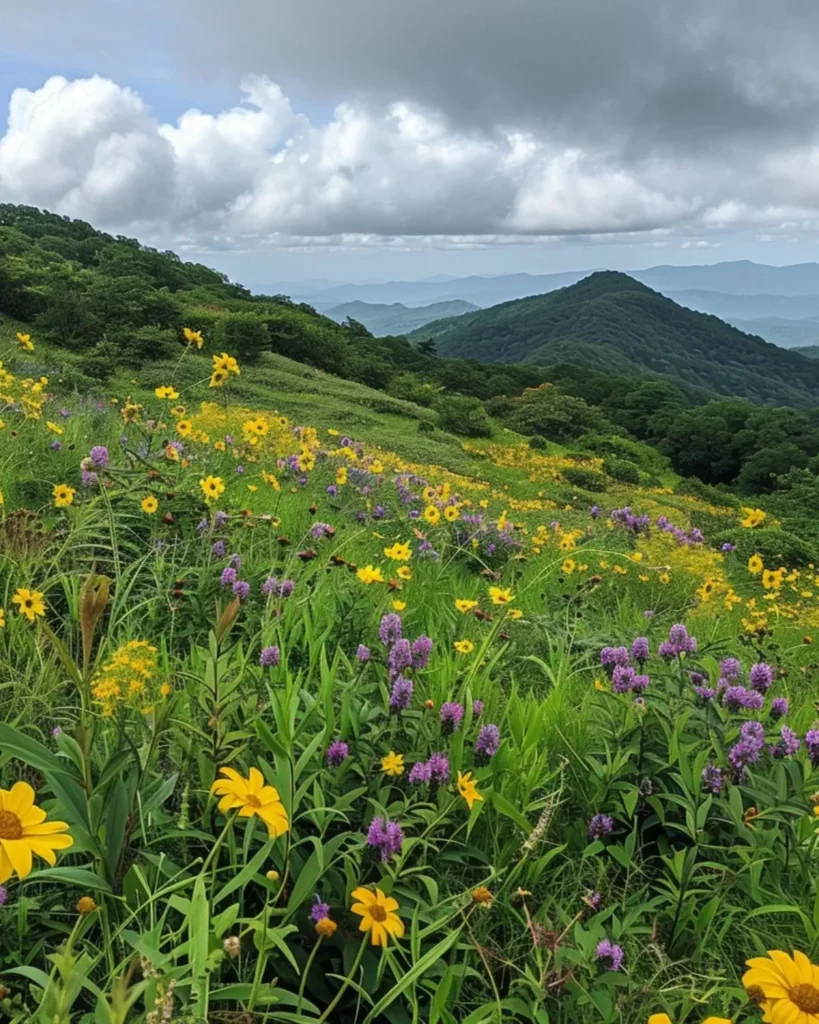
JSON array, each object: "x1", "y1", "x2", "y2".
[{"x1": 3, "y1": 204, "x2": 819, "y2": 514}]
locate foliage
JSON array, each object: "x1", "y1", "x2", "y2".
[{"x1": 436, "y1": 394, "x2": 493, "y2": 437}]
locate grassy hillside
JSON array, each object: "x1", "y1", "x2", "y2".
[{"x1": 413, "y1": 270, "x2": 819, "y2": 406}]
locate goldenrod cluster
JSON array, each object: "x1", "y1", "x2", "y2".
[{"x1": 91, "y1": 640, "x2": 164, "y2": 716}]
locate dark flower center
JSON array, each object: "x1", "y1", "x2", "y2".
[
  {"x1": 370, "y1": 905, "x2": 387, "y2": 923},
  {"x1": 0, "y1": 810, "x2": 23, "y2": 839},
  {"x1": 791, "y1": 984, "x2": 819, "y2": 1013},
  {"x1": 245, "y1": 794, "x2": 262, "y2": 808}
]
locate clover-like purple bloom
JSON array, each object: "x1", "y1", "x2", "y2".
[
  {"x1": 260, "y1": 645, "x2": 280, "y2": 668},
  {"x1": 588, "y1": 813, "x2": 614, "y2": 841},
  {"x1": 475, "y1": 724, "x2": 500, "y2": 760},
  {"x1": 440, "y1": 702, "x2": 465, "y2": 733},
  {"x1": 326, "y1": 740, "x2": 349, "y2": 767}
]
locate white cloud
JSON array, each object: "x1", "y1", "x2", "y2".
[{"x1": 3, "y1": 73, "x2": 819, "y2": 253}]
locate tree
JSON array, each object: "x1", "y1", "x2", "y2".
[
  {"x1": 417, "y1": 338, "x2": 437, "y2": 356},
  {"x1": 216, "y1": 313, "x2": 270, "y2": 365}
]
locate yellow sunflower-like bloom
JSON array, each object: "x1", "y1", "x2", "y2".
[
  {"x1": 0, "y1": 781, "x2": 73, "y2": 882},
  {"x1": 457, "y1": 770, "x2": 483, "y2": 810},
  {"x1": 350, "y1": 886, "x2": 404, "y2": 947},
  {"x1": 455, "y1": 599, "x2": 478, "y2": 613},
  {"x1": 154, "y1": 386, "x2": 179, "y2": 400},
  {"x1": 141, "y1": 496, "x2": 159, "y2": 514},
  {"x1": 53, "y1": 484, "x2": 75, "y2": 508},
  {"x1": 743, "y1": 949, "x2": 819, "y2": 1023},
  {"x1": 380, "y1": 751, "x2": 404, "y2": 776},
  {"x1": 454, "y1": 639, "x2": 474, "y2": 654},
  {"x1": 648, "y1": 1016, "x2": 731, "y2": 1024},
  {"x1": 356, "y1": 565, "x2": 385, "y2": 585},
  {"x1": 12, "y1": 587, "x2": 46, "y2": 622},
  {"x1": 383, "y1": 541, "x2": 411, "y2": 562},
  {"x1": 200, "y1": 475, "x2": 225, "y2": 502},
  {"x1": 210, "y1": 767, "x2": 289, "y2": 839},
  {"x1": 183, "y1": 327, "x2": 204, "y2": 349},
  {"x1": 488, "y1": 586, "x2": 513, "y2": 606}
]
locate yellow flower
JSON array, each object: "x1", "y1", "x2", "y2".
[
  {"x1": 335, "y1": 466, "x2": 348, "y2": 485},
  {"x1": 741, "y1": 506, "x2": 766, "y2": 529},
  {"x1": 649, "y1": 1017, "x2": 730, "y2": 1024},
  {"x1": 472, "y1": 886, "x2": 493, "y2": 907},
  {"x1": 748, "y1": 554, "x2": 764, "y2": 574},
  {"x1": 16, "y1": 332, "x2": 34, "y2": 352},
  {"x1": 200, "y1": 475, "x2": 225, "y2": 502},
  {"x1": 213, "y1": 352, "x2": 240, "y2": 375},
  {"x1": 52, "y1": 483, "x2": 75, "y2": 508},
  {"x1": 141, "y1": 496, "x2": 159, "y2": 514},
  {"x1": 160, "y1": 683, "x2": 172, "y2": 697},
  {"x1": 381, "y1": 751, "x2": 404, "y2": 776},
  {"x1": 397, "y1": 566, "x2": 412, "y2": 580},
  {"x1": 210, "y1": 368, "x2": 229, "y2": 388},
  {"x1": 457, "y1": 771, "x2": 483, "y2": 810},
  {"x1": 455, "y1": 599, "x2": 478, "y2": 613},
  {"x1": 210, "y1": 766, "x2": 289, "y2": 839},
  {"x1": 315, "y1": 917, "x2": 337, "y2": 937},
  {"x1": 444, "y1": 505, "x2": 459, "y2": 522},
  {"x1": 154, "y1": 385, "x2": 179, "y2": 400},
  {"x1": 12, "y1": 588, "x2": 45, "y2": 622},
  {"x1": 370, "y1": 459, "x2": 384, "y2": 474},
  {"x1": 561, "y1": 558, "x2": 576, "y2": 575},
  {"x1": 0, "y1": 781, "x2": 73, "y2": 882},
  {"x1": 454, "y1": 639, "x2": 474, "y2": 654},
  {"x1": 488, "y1": 586, "x2": 513, "y2": 606},
  {"x1": 350, "y1": 886, "x2": 404, "y2": 947},
  {"x1": 384, "y1": 541, "x2": 411, "y2": 562},
  {"x1": 328, "y1": 428, "x2": 340, "y2": 436},
  {"x1": 183, "y1": 327, "x2": 204, "y2": 349},
  {"x1": 392, "y1": 600, "x2": 407, "y2": 611},
  {"x1": 743, "y1": 950, "x2": 819, "y2": 1023},
  {"x1": 506, "y1": 608, "x2": 523, "y2": 620},
  {"x1": 423, "y1": 505, "x2": 441, "y2": 525},
  {"x1": 176, "y1": 419, "x2": 192, "y2": 437},
  {"x1": 76, "y1": 896, "x2": 97, "y2": 915},
  {"x1": 357, "y1": 565, "x2": 385, "y2": 584},
  {"x1": 0, "y1": 608, "x2": 5, "y2": 629},
  {"x1": 45, "y1": 421, "x2": 63, "y2": 435}
]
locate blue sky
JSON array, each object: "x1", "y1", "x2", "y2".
[{"x1": 3, "y1": 0, "x2": 819, "y2": 289}]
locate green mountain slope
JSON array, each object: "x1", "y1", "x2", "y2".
[
  {"x1": 325, "y1": 298, "x2": 479, "y2": 335},
  {"x1": 412, "y1": 271, "x2": 819, "y2": 406}
]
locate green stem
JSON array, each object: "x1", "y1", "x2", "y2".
[
  {"x1": 296, "y1": 934, "x2": 324, "y2": 1015},
  {"x1": 317, "y1": 936, "x2": 367, "y2": 1023}
]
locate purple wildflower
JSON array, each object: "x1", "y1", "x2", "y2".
[
  {"x1": 388, "y1": 639, "x2": 413, "y2": 674},
  {"x1": 475, "y1": 724, "x2": 501, "y2": 760},
  {"x1": 366, "y1": 817, "x2": 404, "y2": 862},
  {"x1": 587, "y1": 814, "x2": 614, "y2": 841},
  {"x1": 50, "y1": 440, "x2": 62, "y2": 451},
  {"x1": 229, "y1": 553, "x2": 242, "y2": 570},
  {"x1": 632, "y1": 674, "x2": 650, "y2": 692},
  {"x1": 472, "y1": 699, "x2": 484, "y2": 717},
  {"x1": 389, "y1": 676, "x2": 414, "y2": 712},
  {"x1": 770, "y1": 697, "x2": 789, "y2": 720},
  {"x1": 590, "y1": 505, "x2": 601, "y2": 519},
  {"x1": 595, "y1": 939, "x2": 624, "y2": 972},
  {"x1": 211, "y1": 540, "x2": 227, "y2": 558},
  {"x1": 701, "y1": 764, "x2": 725, "y2": 794},
  {"x1": 232, "y1": 580, "x2": 250, "y2": 601},
  {"x1": 631, "y1": 637, "x2": 649, "y2": 663},
  {"x1": 214, "y1": 510, "x2": 229, "y2": 529},
  {"x1": 773, "y1": 726, "x2": 801, "y2": 759},
  {"x1": 326, "y1": 740, "x2": 349, "y2": 767},
  {"x1": 806, "y1": 729, "x2": 819, "y2": 768},
  {"x1": 694, "y1": 686, "x2": 716, "y2": 703},
  {"x1": 356, "y1": 644, "x2": 371, "y2": 663},
  {"x1": 310, "y1": 896, "x2": 331, "y2": 923},
  {"x1": 0, "y1": 885, "x2": 7, "y2": 906},
  {"x1": 440, "y1": 702, "x2": 465, "y2": 733},
  {"x1": 409, "y1": 761, "x2": 432, "y2": 784},
  {"x1": 722, "y1": 686, "x2": 764, "y2": 712},
  {"x1": 379, "y1": 613, "x2": 402, "y2": 647},
  {"x1": 411, "y1": 635, "x2": 433, "y2": 669},
  {"x1": 612, "y1": 665, "x2": 636, "y2": 693},
  {"x1": 427, "y1": 752, "x2": 450, "y2": 783},
  {"x1": 600, "y1": 646, "x2": 630, "y2": 671},
  {"x1": 721, "y1": 542, "x2": 736, "y2": 553},
  {"x1": 220, "y1": 566, "x2": 238, "y2": 587},
  {"x1": 749, "y1": 662, "x2": 774, "y2": 694},
  {"x1": 89, "y1": 445, "x2": 109, "y2": 468},
  {"x1": 260, "y1": 645, "x2": 280, "y2": 668}
]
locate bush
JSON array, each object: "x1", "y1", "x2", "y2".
[
  {"x1": 714, "y1": 525, "x2": 819, "y2": 568},
  {"x1": 603, "y1": 457, "x2": 640, "y2": 484},
  {"x1": 216, "y1": 313, "x2": 270, "y2": 365},
  {"x1": 528, "y1": 435, "x2": 548, "y2": 450},
  {"x1": 508, "y1": 389, "x2": 612, "y2": 443},
  {"x1": 563, "y1": 466, "x2": 608, "y2": 492},
  {"x1": 436, "y1": 395, "x2": 492, "y2": 437}
]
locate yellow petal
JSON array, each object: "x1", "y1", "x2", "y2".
[
  {"x1": 647, "y1": 1016, "x2": 673, "y2": 1024},
  {"x1": 1, "y1": 838, "x2": 32, "y2": 879},
  {"x1": 6, "y1": 781, "x2": 35, "y2": 817}
]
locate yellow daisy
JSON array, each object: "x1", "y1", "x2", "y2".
[
  {"x1": 12, "y1": 587, "x2": 46, "y2": 622},
  {"x1": 381, "y1": 751, "x2": 404, "y2": 776},
  {"x1": 210, "y1": 766, "x2": 289, "y2": 839},
  {"x1": 350, "y1": 886, "x2": 404, "y2": 947},
  {"x1": 141, "y1": 496, "x2": 159, "y2": 514},
  {"x1": 0, "y1": 781, "x2": 73, "y2": 882},
  {"x1": 52, "y1": 484, "x2": 75, "y2": 508},
  {"x1": 743, "y1": 949, "x2": 819, "y2": 1023}
]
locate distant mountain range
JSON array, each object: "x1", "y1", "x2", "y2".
[
  {"x1": 278, "y1": 260, "x2": 819, "y2": 349},
  {"x1": 324, "y1": 299, "x2": 479, "y2": 336},
  {"x1": 409, "y1": 271, "x2": 819, "y2": 408}
]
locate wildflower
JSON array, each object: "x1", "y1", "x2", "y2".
[
  {"x1": 356, "y1": 564, "x2": 385, "y2": 584},
  {"x1": 76, "y1": 896, "x2": 97, "y2": 915},
  {"x1": 749, "y1": 662, "x2": 774, "y2": 693},
  {"x1": 743, "y1": 950, "x2": 819, "y2": 1021},
  {"x1": 722, "y1": 686, "x2": 764, "y2": 712},
  {"x1": 183, "y1": 327, "x2": 204, "y2": 348},
  {"x1": 350, "y1": 886, "x2": 404, "y2": 946},
  {"x1": 0, "y1": 609, "x2": 4, "y2": 629},
  {"x1": 223, "y1": 936, "x2": 241, "y2": 958},
  {"x1": 807, "y1": 730, "x2": 819, "y2": 768},
  {"x1": 315, "y1": 916, "x2": 337, "y2": 937},
  {"x1": 475, "y1": 724, "x2": 501, "y2": 761},
  {"x1": 388, "y1": 639, "x2": 413, "y2": 674},
  {"x1": 0, "y1": 781, "x2": 73, "y2": 881},
  {"x1": 392, "y1": 599, "x2": 406, "y2": 612},
  {"x1": 649, "y1": 1017, "x2": 730, "y2": 1024},
  {"x1": 389, "y1": 676, "x2": 414, "y2": 711},
  {"x1": 310, "y1": 895, "x2": 331, "y2": 923},
  {"x1": 740, "y1": 507, "x2": 766, "y2": 528},
  {"x1": 701, "y1": 764, "x2": 725, "y2": 794},
  {"x1": 428, "y1": 752, "x2": 450, "y2": 783},
  {"x1": 366, "y1": 817, "x2": 404, "y2": 861},
  {"x1": 326, "y1": 740, "x2": 349, "y2": 767},
  {"x1": 587, "y1": 814, "x2": 614, "y2": 840},
  {"x1": 154, "y1": 386, "x2": 179, "y2": 400},
  {"x1": 379, "y1": 613, "x2": 403, "y2": 646},
  {"x1": 176, "y1": 419, "x2": 192, "y2": 437},
  {"x1": 444, "y1": 505, "x2": 459, "y2": 522},
  {"x1": 89, "y1": 445, "x2": 109, "y2": 468},
  {"x1": 0, "y1": 885, "x2": 7, "y2": 905},
  {"x1": 424, "y1": 505, "x2": 441, "y2": 525},
  {"x1": 260, "y1": 645, "x2": 280, "y2": 668},
  {"x1": 409, "y1": 761, "x2": 432, "y2": 784},
  {"x1": 397, "y1": 565, "x2": 412, "y2": 580},
  {"x1": 384, "y1": 541, "x2": 411, "y2": 562},
  {"x1": 770, "y1": 697, "x2": 789, "y2": 719},
  {"x1": 595, "y1": 939, "x2": 624, "y2": 972},
  {"x1": 356, "y1": 644, "x2": 371, "y2": 663},
  {"x1": 141, "y1": 496, "x2": 158, "y2": 514},
  {"x1": 232, "y1": 580, "x2": 251, "y2": 601},
  {"x1": 455, "y1": 599, "x2": 478, "y2": 613},
  {"x1": 631, "y1": 637, "x2": 649, "y2": 663},
  {"x1": 457, "y1": 770, "x2": 483, "y2": 810},
  {"x1": 440, "y1": 701, "x2": 465, "y2": 733},
  {"x1": 210, "y1": 767, "x2": 289, "y2": 839},
  {"x1": 210, "y1": 368, "x2": 229, "y2": 387},
  {"x1": 17, "y1": 331, "x2": 34, "y2": 351},
  {"x1": 12, "y1": 588, "x2": 46, "y2": 623},
  {"x1": 53, "y1": 483, "x2": 75, "y2": 508},
  {"x1": 488, "y1": 586, "x2": 513, "y2": 605},
  {"x1": 472, "y1": 700, "x2": 484, "y2": 717},
  {"x1": 772, "y1": 726, "x2": 801, "y2": 759},
  {"x1": 220, "y1": 567, "x2": 238, "y2": 587},
  {"x1": 266, "y1": 869, "x2": 280, "y2": 881},
  {"x1": 411, "y1": 635, "x2": 433, "y2": 668},
  {"x1": 720, "y1": 657, "x2": 742, "y2": 681},
  {"x1": 381, "y1": 751, "x2": 405, "y2": 776},
  {"x1": 454, "y1": 639, "x2": 474, "y2": 654},
  {"x1": 200, "y1": 475, "x2": 225, "y2": 502},
  {"x1": 600, "y1": 646, "x2": 630, "y2": 670}
]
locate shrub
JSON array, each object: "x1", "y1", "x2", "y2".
[
  {"x1": 528, "y1": 435, "x2": 548, "y2": 450},
  {"x1": 216, "y1": 312, "x2": 270, "y2": 365},
  {"x1": 563, "y1": 466, "x2": 608, "y2": 492},
  {"x1": 715, "y1": 525, "x2": 819, "y2": 568},
  {"x1": 436, "y1": 395, "x2": 492, "y2": 437},
  {"x1": 603, "y1": 457, "x2": 640, "y2": 484}
]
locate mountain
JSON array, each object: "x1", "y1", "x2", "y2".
[
  {"x1": 410, "y1": 271, "x2": 819, "y2": 407},
  {"x1": 635, "y1": 260, "x2": 819, "y2": 296},
  {"x1": 794, "y1": 345, "x2": 819, "y2": 360},
  {"x1": 665, "y1": 289, "x2": 819, "y2": 323},
  {"x1": 724, "y1": 316, "x2": 819, "y2": 349},
  {"x1": 325, "y1": 299, "x2": 479, "y2": 336}
]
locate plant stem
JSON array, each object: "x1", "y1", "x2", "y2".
[{"x1": 317, "y1": 936, "x2": 367, "y2": 1023}]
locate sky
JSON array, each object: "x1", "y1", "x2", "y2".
[{"x1": 3, "y1": 0, "x2": 819, "y2": 289}]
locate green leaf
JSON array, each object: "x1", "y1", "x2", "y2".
[
  {"x1": 361, "y1": 930, "x2": 461, "y2": 1022},
  {"x1": 189, "y1": 873, "x2": 211, "y2": 1017},
  {"x1": 28, "y1": 867, "x2": 112, "y2": 892},
  {"x1": 0, "y1": 723, "x2": 80, "y2": 779}
]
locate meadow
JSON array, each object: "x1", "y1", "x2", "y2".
[{"x1": 1, "y1": 327, "x2": 819, "y2": 1024}]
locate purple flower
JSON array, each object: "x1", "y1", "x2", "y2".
[
  {"x1": 409, "y1": 761, "x2": 432, "y2": 784},
  {"x1": 749, "y1": 662, "x2": 774, "y2": 694},
  {"x1": 280, "y1": 580, "x2": 295, "y2": 598},
  {"x1": 632, "y1": 674, "x2": 650, "y2": 693},
  {"x1": 612, "y1": 665, "x2": 636, "y2": 693},
  {"x1": 411, "y1": 635, "x2": 433, "y2": 669},
  {"x1": 220, "y1": 567, "x2": 238, "y2": 587},
  {"x1": 721, "y1": 542, "x2": 736, "y2": 553},
  {"x1": 694, "y1": 686, "x2": 716, "y2": 703},
  {"x1": 600, "y1": 646, "x2": 630, "y2": 670},
  {"x1": 722, "y1": 686, "x2": 764, "y2": 712},
  {"x1": 720, "y1": 657, "x2": 742, "y2": 681},
  {"x1": 427, "y1": 752, "x2": 450, "y2": 783},
  {"x1": 667, "y1": 623, "x2": 697, "y2": 654},
  {"x1": 472, "y1": 700, "x2": 484, "y2": 717},
  {"x1": 379, "y1": 613, "x2": 402, "y2": 647},
  {"x1": 587, "y1": 814, "x2": 614, "y2": 841},
  {"x1": 326, "y1": 740, "x2": 349, "y2": 767},
  {"x1": 260, "y1": 645, "x2": 280, "y2": 668},
  {"x1": 0, "y1": 885, "x2": 7, "y2": 906},
  {"x1": 658, "y1": 641, "x2": 676, "y2": 659},
  {"x1": 772, "y1": 726, "x2": 801, "y2": 759},
  {"x1": 806, "y1": 729, "x2": 819, "y2": 768},
  {"x1": 440, "y1": 702, "x2": 465, "y2": 733},
  {"x1": 81, "y1": 469, "x2": 98, "y2": 487},
  {"x1": 51, "y1": 726, "x2": 62, "y2": 737},
  {"x1": 388, "y1": 638, "x2": 413, "y2": 674},
  {"x1": 211, "y1": 540, "x2": 227, "y2": 558},
  {"x1": 326, "y1": 484, "x2": 338, "y2": 496},
  {"x1": 631, "y1": 637, "x2": 649, "y2": 663},
  {"x1": 389, "y1": 676, "x2": 414, "y2": 712},
  {"x1": 366, "y1": 817, "x2": 404, "y2": 861},
  {"x1": 50, "y1": 440, "x2": 62, "y2": 451},
  {"x1": 475, "y1": 724, "x2": 501, "y2": 760},
  {"x1": 643, "y1": 609, "x2": 655, "y2": 620},
  {"x1": 235, "y1": 464, "x2": 245, "y2": 474},
  {"x1": 232, "y1": 580, "x2": 250, "y2": 601},
  {"x1": 590, "y1": 505, "x2": 601, "y2": 519},
  {"x1": 311, "y1": 522, "x2": 333, "y2": 539},
  {"x1": 595, "y1": 939, "x2": 624, "y2": 972},
  {"x1": 214, "y1": 510, "x2": 229, "y2": 529},
  {"x1": 356, "y1": 644, "x2": 371, "y2": 663},
  {"x1": 89, "y1": 445, "x2": 109, "y2": 468},
  {"x1": 310, "y1": 895, "x2": 331, "y2": 923},
  {"x1": 701, "y1": 764, "x2": 725, "y2": 794},
  {"x1": 770, "y1": 697, "x2": 789, "y2": 720},
  {"x1": 229, "y1": 553, "x2": 242, "y2": 570}
]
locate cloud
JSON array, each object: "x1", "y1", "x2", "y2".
[{"x1": 3, "y1": 71, "x2": 819, "y2": 253}]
